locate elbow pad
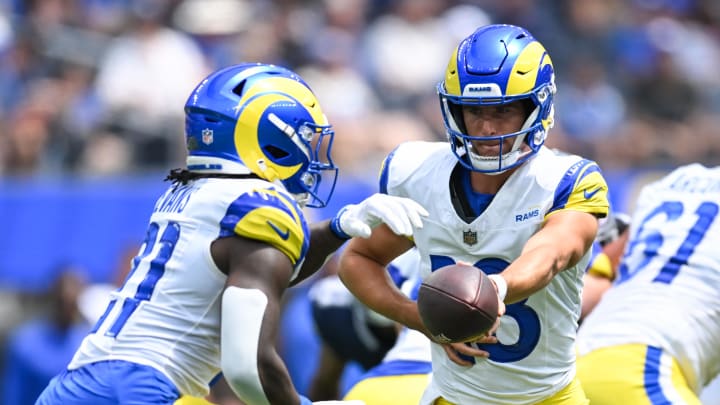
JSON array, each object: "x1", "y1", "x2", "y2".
[{"x1": 221, "y1": 286, "x2": 271, "y2": 405}]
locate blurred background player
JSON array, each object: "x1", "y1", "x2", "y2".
[
  {"x1": 35, "y1": 63, "x2": 427, "y2": 405},
  {"x1": 306, "y1": 251, "x2": 399, "y2": 401},
  {"x1": 339, "y1": 24, "x2": 608, "y2": 404},
  {"x1": 577, "y1": 163, "x2": 720, "y2": 405},
  {"x1": 342, "y1": 248, "x2": 433, "y2": 405},
  {"x1": 2, "y1": 268, "x2": 89, "y2": 405},
  {"x1": 580, "y1": 208, "x2": 631, "y2": 321}
]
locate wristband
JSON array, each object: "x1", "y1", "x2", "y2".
[
  {"x1": 299, "y1": 394, "x2": 313, "y2": 405},
  {"x1": 488, "y1": 274, "x2": 508, "y2": 302},
  {"x1": 329, "y1": 206, "x2": 352, "y2": 240}
]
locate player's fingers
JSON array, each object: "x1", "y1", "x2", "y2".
[
  {"x1": 487, "y1": 316, "x2": 502, "y2": 336},
  {"x1": 442, "y1": 344, "x2": 475, "y2": 367},
  {"x1": 381, "y1": 202, "x2": 414, "y2": 236},
  {"x1": 474, "y1": 334, "x2": 498, "y2": 344},
  {"x1": 383, "y1": 215, "x2": 411, "y2": 236},
  {"x1": 400, "y1": 199, "x2": 428, "y2": 228},
  {"x1": 451, "y1": 341, "x2": 489, "y2": 358}
]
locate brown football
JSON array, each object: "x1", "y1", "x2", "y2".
[{"x1": 417, "y1": 263, "x2": 498, "y2": 343}]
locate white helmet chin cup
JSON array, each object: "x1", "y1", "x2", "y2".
[{"x1": 467, "y1": 148, "x2": 524, "y2": 175}]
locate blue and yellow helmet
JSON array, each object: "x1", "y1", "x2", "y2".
[
  {"x1": 185, "y1": 63, "x2": 337, "y2": 207},
  {"x1": 438, "y1": 24, "x2": 556, "y2": 174}
]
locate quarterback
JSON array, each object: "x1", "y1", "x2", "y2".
[
  {"x1": 338, "y1": 24, "x2": 608, "y2": 404},
  {"x1": 35, "y1": 63, "x2": 427, "y2": 405}
]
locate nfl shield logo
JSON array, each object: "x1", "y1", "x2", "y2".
[
  {"x1": 201, "y1": 128, "x2": 214, "y2": 145},
  {"x1": 463, "y1": 229, "x2": 478, "y2": 246}
]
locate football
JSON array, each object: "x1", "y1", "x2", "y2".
[{"x1": 417, "y1": 263, "x2": 498, "y2": 343}]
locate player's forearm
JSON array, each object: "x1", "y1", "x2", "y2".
[
  {"x1": 339, "y1": 251, "x2": 421, "y2": 330},
  {"x1": 256, "y1": 350, "x2": 305, "y2": 405},
  {"x1": 291, "y1": 220, "x2": 347, "y2": 286},
  {"x1": 501, "y1": 243, "x2": 571, "y2": 304},
  {"x1": 223, "y1": 348, "x2": 303, "y2": 405}
]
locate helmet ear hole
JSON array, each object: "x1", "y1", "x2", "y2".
[
  {"x1": 232, "y1": 80, "x2": 247, "y2": 97},
  {"x1": 264, "y1": 145, "x2": 290, "y2": 159}
]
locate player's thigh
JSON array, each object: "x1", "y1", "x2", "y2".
[
  {"x1": 577, "y1": 344, "x2": 700, "y2": 405},
  {"x1": 37, "y1": 360, "x2": 181, "y2": 405},
  {"x1": 344, "y1": 374, "x2": 430, "y2": 405},
  {"x1": 535, "y1": 376, "x2": 588, "y2": 405}
]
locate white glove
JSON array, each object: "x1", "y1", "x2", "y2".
[
  {"x1": 331, "y1": 193, "x2": 428, "y2": 239},
  {"x1": 314, "y1": 401, "x2": 366, "y2": 405}
]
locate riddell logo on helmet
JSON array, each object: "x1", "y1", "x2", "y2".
[{"x1": 468, "y1": 86, "x2": 492, "y2": 92}]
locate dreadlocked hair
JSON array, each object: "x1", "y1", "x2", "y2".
[{"x1": 164, "y1": 168, "x2": 262, "y2": 185}]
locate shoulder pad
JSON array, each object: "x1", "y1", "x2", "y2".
[
  {"x1": 379, "y1": 141, "x2": 449, "y2": 195},
  {"x1": 219, "y1": 187, "x2": 309, "y2": 265}
]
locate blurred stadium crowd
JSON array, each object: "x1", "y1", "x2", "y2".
[
  {"x1": 1, "y1": 0, "x2": 720, "y2": 403},
  {"x1": 1, "y1": 0, "x2": 720, "y2": 176}
]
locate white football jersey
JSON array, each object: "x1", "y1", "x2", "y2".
[
  {"x1": 69, "y1": 177, "x2": 309, "y2": 397},
  {"x1": 577, "y1": 163, "x2": 720, "y2": 393},
  {"x1": 381, "y1": 142, "x2": 609, "y2": 405}
]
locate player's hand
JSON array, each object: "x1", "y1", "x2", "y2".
[
  {"x1": 438, "y1": 301, "x2": 505, "y2": 367},
  {"x1": 332, "y1": 193, "x2": 428, "y2": 238},
  {"x1": 439, "y1": 327, "x2": 500, "y2": 367}
]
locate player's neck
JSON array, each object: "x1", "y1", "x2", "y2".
[{"x1": 469, "y1": 169, "x2": 514, "y2": 194}]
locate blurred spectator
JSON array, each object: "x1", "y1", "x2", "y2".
[
  {"x1": 1, "y1": 104, "x2": 50, "y2": 174},
  {"x1": 328, "y1": 110, "x2": 437, "y2": 177},
  {"x1": 628, "y1": 51, "x2": 699, "y2": 122},
  {"x1": 172, "y1": 0, "x2": 257, "y2": 69},
  {"x1": 556, "y1": 52, "x2": 626, "y2": 157},
  {"x1": 361, "y1": 0, "x2": 455, "y2": 107},
  {"x1": 93, "y1": 0, "x2": 208, "y2": 169},
  {"x1": 299, "y1": 26, "x2": 380, "y2": 121},
  {"x1": 0, "y1": 0, "x2": 718, "y2": 175},
  {"x1": 1, "y1": 267, "x2": 89, "y2": 405}
]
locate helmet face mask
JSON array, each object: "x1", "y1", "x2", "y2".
[
  {"x1": 438, "y1": 24, "x2": 556, "y2": 174},
  {"x1": 184, "y1": 63, "x2": 337, "y2": 208}
]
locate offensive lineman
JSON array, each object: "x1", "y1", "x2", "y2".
[{"x1": 577, "y1": 164, "x2": 720, "y2": 404}]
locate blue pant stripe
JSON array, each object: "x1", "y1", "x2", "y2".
[{"x1": 644, "y1": 346, "x2": 672, "y2": 405}]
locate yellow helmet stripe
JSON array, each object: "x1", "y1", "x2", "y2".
[
  {"x1": 240, "y1": 77, "x2": 327, "y2": 125},
  {"x1": 506, "y1": 41, "x2": 552, "y2": 96},
  {"x1": 443, "y1": 46, "x2": 461, "y2": 95}
]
